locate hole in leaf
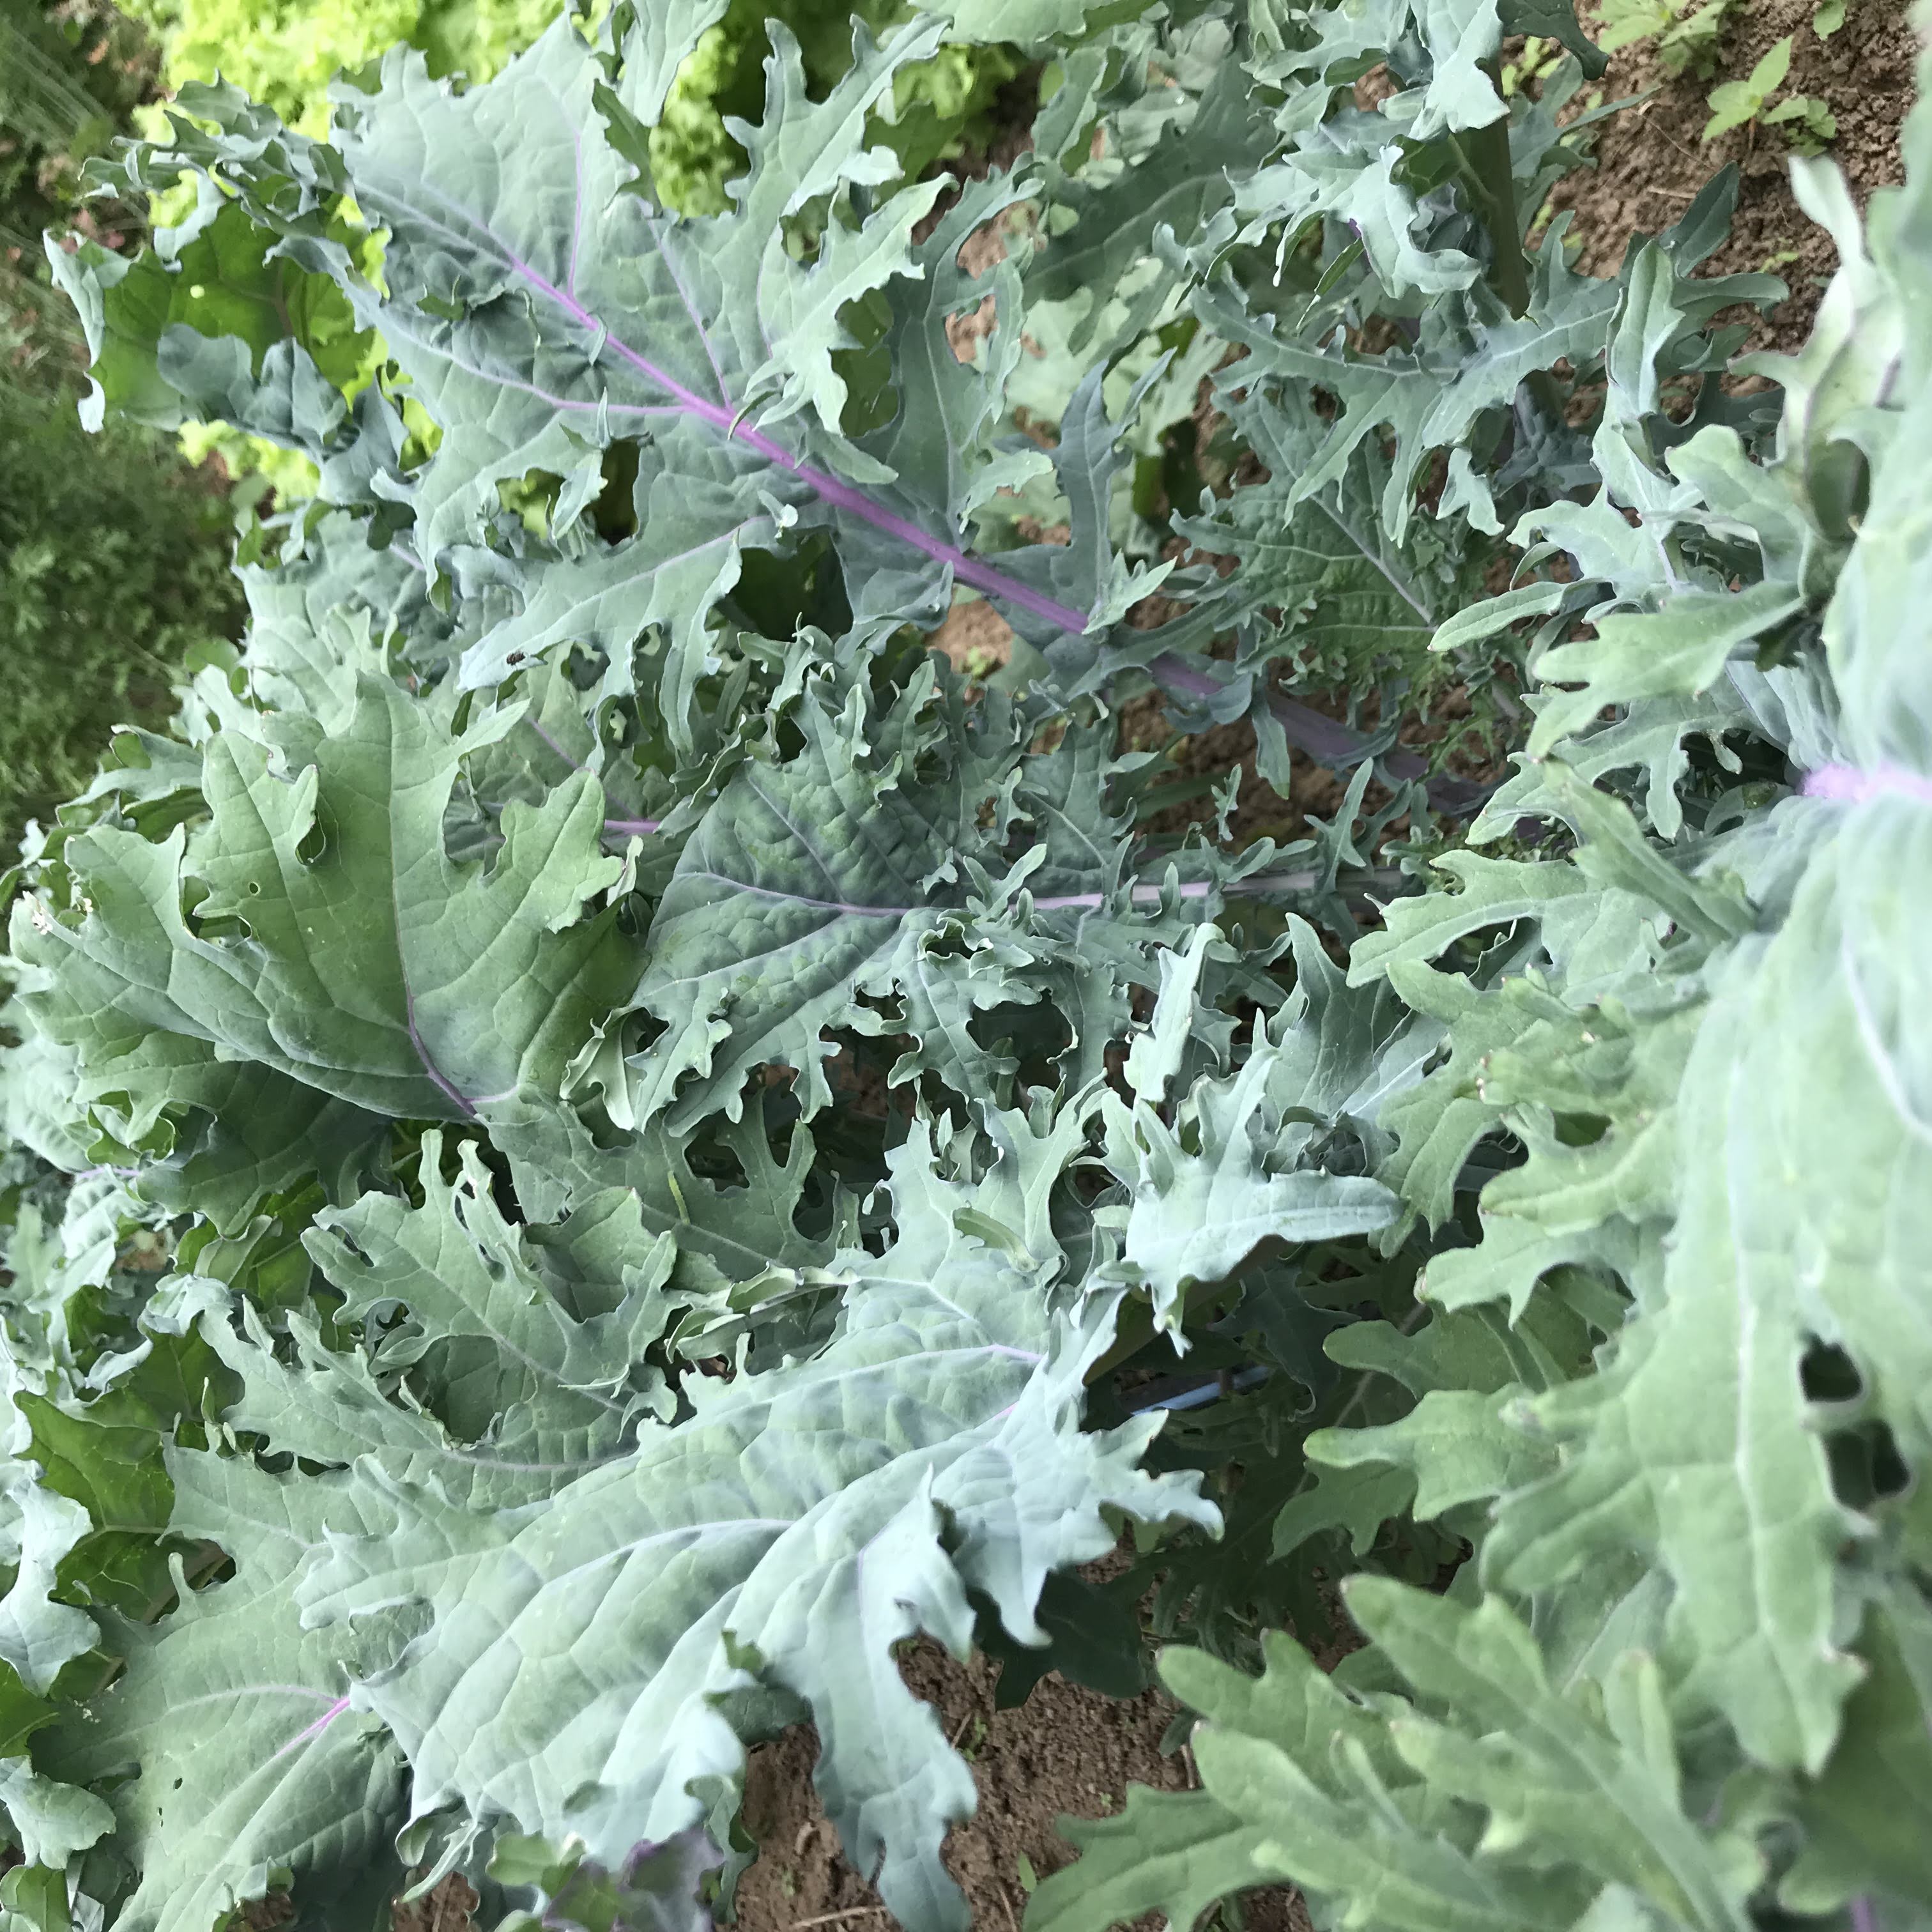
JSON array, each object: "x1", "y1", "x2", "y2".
[
  {"x1": 591, "y1": 439, "x2": 642, "y2": 543},
  {"x1": 1800, "y1": 1339, "x2": 1863, "y2": 1404},
  {"x1": 726, "y1": 534, "x2": 851, "y2": 643},
  {"x1": 1824, "y1": 1416, "x2": 1911, "y2": 1510},
  {"x1": 499, "y1": 467, "x2": 563, "y2": 537}
]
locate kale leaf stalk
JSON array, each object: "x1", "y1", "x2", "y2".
[
  {"x1": 1455, "y1": 61, "x2": 1534, "y2": 319},
  {"x1": 1449, "y1": 58, "x2": 1567, "y2": 424}
]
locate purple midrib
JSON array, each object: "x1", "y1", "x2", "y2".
[
  {"x1": 473, "y1": 230, "x2": 1090, "y2": 633},
  {"x1": 1805, "y1": 762, "x2": 1932, "y2": 806},
  {"x1": 270, "y1": 1692, "x2": 352, "y2": 1762},
  {"x1": 428, "y1": 190, "x2": 1438, "y2": 788},
  {"x1": 404, "y1": 980, "x2": 477, "y2": 1119}
]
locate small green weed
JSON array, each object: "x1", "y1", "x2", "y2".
[
  {"x1": 1500, "y1": 34, "x2": 1565, "y2": 94},
  {"x1": 1595, "y1": 0, "x2": 1738, "y2": 79},
  {"x1": 1701, "y1": 34, "x2": 1837, "y2": 152},
  {"x1": 1594, "y1": 0, "x2": 1839, "y2": 157}
]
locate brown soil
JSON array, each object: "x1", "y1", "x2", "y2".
[
  {"x1": 1549, "y1": 0, "x2": 1921, "y2": 354},
  {"x1": 730, "y1": 1642, "x2": 1312, "y2": 1932}
]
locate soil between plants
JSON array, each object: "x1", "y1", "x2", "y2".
[
  {"x1": 1545, "y1": 0, "x2": 1920, "y2": 358},
  {"x1": 728, "y1": 1641, "x2": 1315, "y2": 1932}
]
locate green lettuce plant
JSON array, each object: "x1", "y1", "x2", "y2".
[{"x1": 2, "y1": 0, "x2": 1925, "y2": 1929}]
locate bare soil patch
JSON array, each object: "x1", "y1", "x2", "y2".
[
  {"x1": 730, "y1": 1643, "x2": 1312, "y2": 1932},
  {"x1": 1550, "y1": 0, "x2": 1920, "y2": 353}
]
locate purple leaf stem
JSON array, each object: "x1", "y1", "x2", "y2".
[
  {"x1": 1805, "y1": 762, "x2": 1932, "y2": 806},
  {"x1": 268, "y1": 1692, "x2": 351, "y2": 1763},
  {"x1": 456, "y1": 222, "x2": 1092, "y2": 635},
  {"x1": 404, "y1": 979, "x2": 477, "y2": 1119},
  {"x1": 429, "y1": 194, "x2": 1487, "y2": 804},
  {"x1": 1148, "y1": 653, "x2": 1491, "y2": 813}
]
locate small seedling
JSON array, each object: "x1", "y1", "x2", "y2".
[
  {"x1": 1595, "y1": 0, "x2": 1670, "y2": 47},
  {"x1": 1015, "y1": 1856, "x2": 1039, "y2": 1896},
  {"x1": 1701, "y1": 34, "x2": 1837, "y2": 153},
  {"x1": 1813, "y1": 0, "x2": 1848, "y2": 34},
  {"x1": 1595, "y1": 0, "x2": 1737, "y2": 79},
  {"x1": 1764, "y1": 92, "x2": 1838, "y2": 154},
  {"x1": 1500, "y1": 34, "x2": 1563, "y2": 94}
]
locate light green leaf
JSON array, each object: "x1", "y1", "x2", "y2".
[
  {"x1": 919, "y1": 0, "x2": 1128, "y2": 52},
  {"x1": 0, "y1": 1758, "x2": 114, "y2": 1871},
  {"x1": 39, "y1": 1453, "x2": 410, "y2": 1932},
  {"x1": 1028, "y1": 59, "x2": 1269, "y2": 339},
  {"x1": 1527, "y1": 581, "x2": 1807, "y2": 758},
  {"x1": 1308, "y1": 1386, "x2": 1557, "y2": 1522},
  {"x1": 1195, "y1": 223, "x2": 1620, "y2": 545},
  {"x1": 1483, "y1": 812, "x2": 1924, "y2": 1771},
  {"x1": 307, "y1": 1133, "x2": 671, "y2": 1414},
  {"x1": 282, "y1": 1128, "x2": 1213, "y2": 1932},
  {"x1": 0, "y1": 1481, "x2": 96, "y2": 1701},
  {"x1": 1101, "y1": 1017, "x2": 1400, "y2": 1331},
  {"x1": 1347, "y1": 1583, "x2": 1759, "y2": 1929},
  {"x1": 1025, "y1": 1788, "x2": 1271, "y2": 1932},
  {"x1": 13, "y1": 678, "x2": 634, "y2": 1130}
]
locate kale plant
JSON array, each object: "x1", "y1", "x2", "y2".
[
  {"x1": 1036, "y1": 22, "x2": 1932, "y2": 1932},
  {"x1": 2, "y1": 0, "x2": 1924, "y2": 1928}
]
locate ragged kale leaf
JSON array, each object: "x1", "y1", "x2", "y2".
[
  {"x1": 6, "y1": 0, "x2": 1927, "y2": 1927},
  {"x1": 1037, "y1": 13, "x2": 1932, "y2": 1932}
]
